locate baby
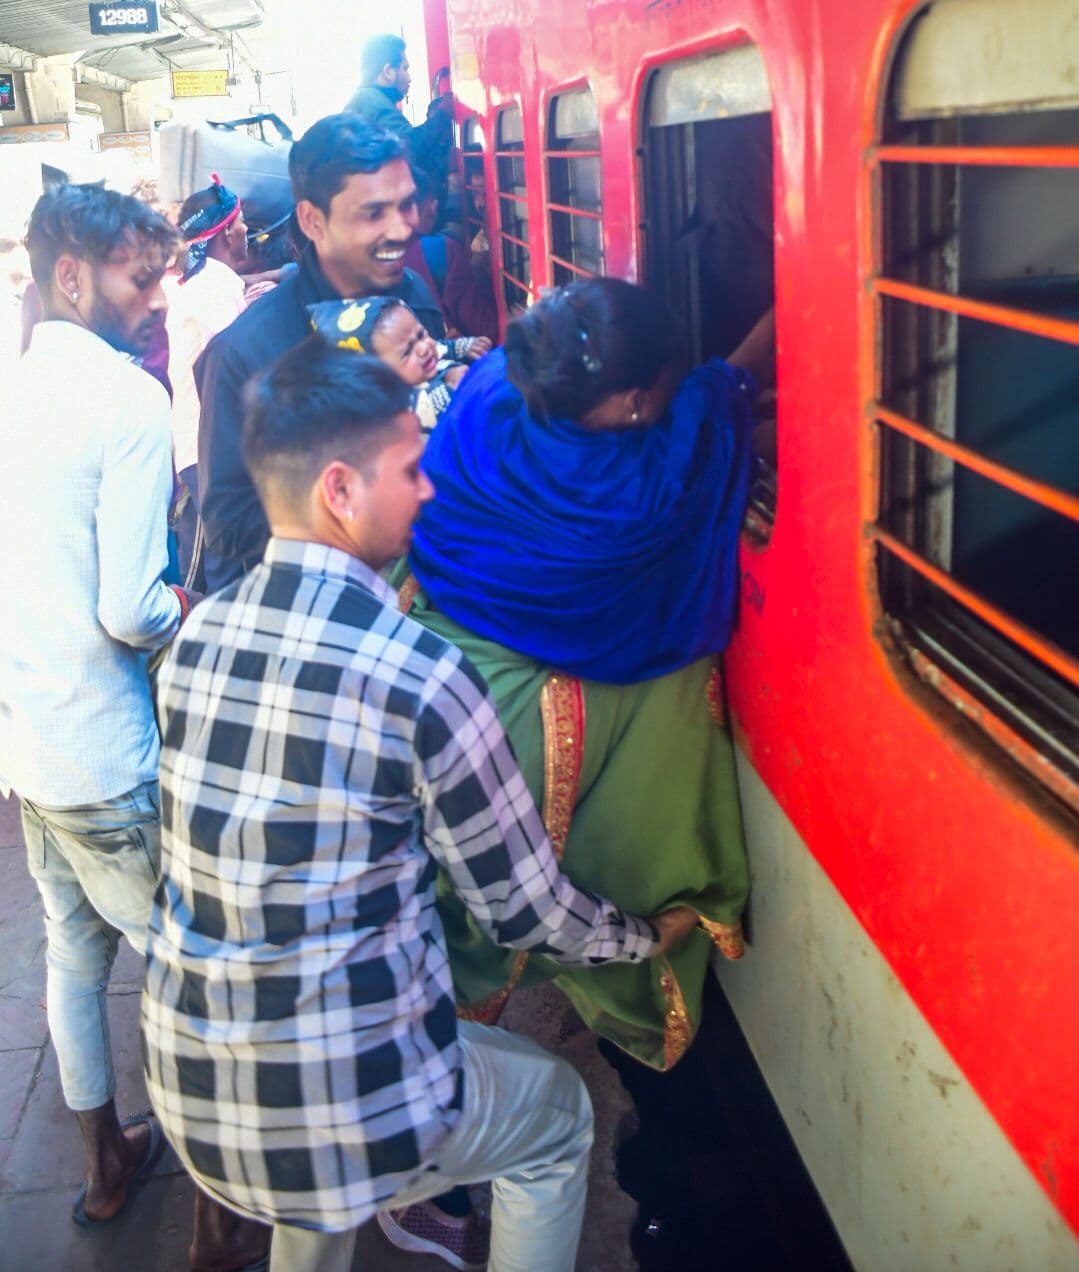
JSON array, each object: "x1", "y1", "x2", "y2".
[{"x1": 308, "y1": 297, "x2": 492, "y2": 434}]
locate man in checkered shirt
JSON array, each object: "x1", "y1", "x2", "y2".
[{"x1": 142, "y1": 341, "x2": 696, "y2": 1272}]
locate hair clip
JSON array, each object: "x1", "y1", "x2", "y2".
[{"x1": 579, "y1": 327, "x2": 602, "y2": 374}]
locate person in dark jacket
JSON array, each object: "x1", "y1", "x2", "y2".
[
  {"x1": 343, "y1": 33, "x2": 413, "y2": 136},
  {"x1": 195, "y1": 114, "x2": 444, "y2": 591},
  {"x1": 344, "y1": 34, "x2": 456, "y2": 225}
]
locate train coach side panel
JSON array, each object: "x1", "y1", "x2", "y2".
[{"x1": 437, "y1": 0, "x2": 1079, "y2": 1253}]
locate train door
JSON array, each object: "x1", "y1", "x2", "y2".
[
  {"x1": 631, "y1": 38, "x2": 854, "y2": 1266},
  {"x1": 639, "y1": 43, "x2": 777, "y2": 525}
]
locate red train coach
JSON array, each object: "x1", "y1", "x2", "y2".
[{"x1": 422, "y1": 0, "x2": 1079, "y2": 1265}]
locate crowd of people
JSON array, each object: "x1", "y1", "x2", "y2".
[{"x1": 0, "y1": 31, "x2": 774, "y2": 1272}]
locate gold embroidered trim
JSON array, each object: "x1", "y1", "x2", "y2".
[
  {"x1": 458, "y1": 673, "x2": 586, "y2": 1024},
  {"x1": 659, "y1": 958, "x2": 694, "y2": 1068},
  {"x1": 540, "y1": 674, "x2": 585, "y2": 862},
  {"x1": 456, "y1": 950, "x2": 530, "y2": 1024},
  {"x1": 698, "y1": 916, "x2": 745, "y2": 961},
  {"x1": 397, "y1": 573, "x2": 420, "y2": 615},
  {"x1": 706, "y1": 660, "x2": 727, "y2": 729}
]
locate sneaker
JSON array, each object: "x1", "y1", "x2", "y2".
[{"x1": 377, "y1": 1200, "x2": 490, "y2": 1270}]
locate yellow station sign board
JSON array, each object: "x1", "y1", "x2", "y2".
[{"x1": 171, "y1": 69, "x2": 229, "y2": 99}]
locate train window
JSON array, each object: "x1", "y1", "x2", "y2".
[
  {"x1": 873, "y1": 0, "x2": 1079, "y2": 808},
  {"x1": 460, "y1": 116, "x2": 487, "y2": 251},
  {"x1": 495, "y1": 105, "x2": 533, "y2": 312},
  {"x1": 640, "y1": 45, "x2": 777, "y2": 530},
  {"x1": 546, "y1": 85, "x2": 604, "y2": 284}
]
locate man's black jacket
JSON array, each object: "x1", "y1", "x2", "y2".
[{"x1": 194, "y1": 248, "x2": 444, "y2": 591}]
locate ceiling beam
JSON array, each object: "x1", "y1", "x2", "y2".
[
  {"x1": 74, "y1": 63, "x2": 135, "y2": 94},
  {"x1": 159, "y1": 1, "x2": 261, "y2": 77},
  {"x1": 0, "y1": 42, "x2": 37, "y2": 73}
]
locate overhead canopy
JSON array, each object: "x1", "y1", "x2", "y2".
[{"x1": 0, "y1": 0, "x2": 264, "y2": 83}]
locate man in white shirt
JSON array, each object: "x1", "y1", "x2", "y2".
[{"x1": 0, "y1": 184, "x2": 191, "y2": 1228}]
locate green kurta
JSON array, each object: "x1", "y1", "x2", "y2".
[{"x1": 401, "y1": 581, "x2": 750, "y2": 1071}]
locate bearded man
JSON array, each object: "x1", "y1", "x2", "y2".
[{"x1": 0, "y1": 183, "x2": 191, "y2": 1229}]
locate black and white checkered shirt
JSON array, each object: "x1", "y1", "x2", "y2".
[{"x1": 142, "y1": 539, "x2": 657, "y2": 1231}]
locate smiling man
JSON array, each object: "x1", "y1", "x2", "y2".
[
  {"x1": 0, "y1": 183, "x2": 189, "y2": 1229},
  {"x1": 195, "y1": 114, "x2": 444, "y2": 591}
]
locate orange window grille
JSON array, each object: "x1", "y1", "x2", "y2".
[
  {"x1": 545, "y1": 86, "x2": 604, "y2": 286},
  {"x1": 870, "y1": 2, "x2": 1079, "y2": 810},
  {"x1": 495, "y1": 105, "x2": 534, "y2": 312}
]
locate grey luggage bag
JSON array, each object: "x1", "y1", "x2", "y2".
[{"x1": 158, "y1": 112, "x2": 293, "y2": 231}]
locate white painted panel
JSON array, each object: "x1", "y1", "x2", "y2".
[
  {"x1": 716, "y1": 750, "x2": 1079, "y2": 1272},
  {"x1": 648, "y1": 44, "x2": 772, "y2": 128},
  {"x1": 553, "y1": 87, "x2": 598, "y2": 139},
  {"x1": 895, "y1": 0, "x2": 1079, "y2": 120}
]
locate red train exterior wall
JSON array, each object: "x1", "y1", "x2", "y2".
[{"x1": 433, "y1": 0, "x2": 1079, "y2": 1235}]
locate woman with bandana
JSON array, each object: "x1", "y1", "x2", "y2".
[{"x1": 164, "y1": 175, "x2": 249, "y2": 511}]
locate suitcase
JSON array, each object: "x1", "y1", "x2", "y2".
[{"x1": 158, "y1": 113, "x2": 294, "y2": 232}]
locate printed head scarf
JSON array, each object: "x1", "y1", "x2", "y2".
[
  {"x1": 178, "y1": 173, "x2": 241, "y2": 282},
  {"x1": 307, "y1": 296, "x2": 408, "y2": 354}
]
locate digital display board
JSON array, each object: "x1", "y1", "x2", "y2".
[
  {"x1": 88, "y1": 4, "x2": 159, "y2": 36},
  {"x1": 0, "y1": 74, "x2": 15, "y2": 112}
]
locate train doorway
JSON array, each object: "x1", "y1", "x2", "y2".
[{"x1": 639, "y1": 43, "x2": 777, "y2": 525}]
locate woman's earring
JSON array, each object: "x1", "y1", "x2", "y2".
[
  {"x1": 630, "y1": 409, "x2": 640, "y2": 423},
  {"x1": 70, "y1": 291, "x2": 79, "y2": 304}
]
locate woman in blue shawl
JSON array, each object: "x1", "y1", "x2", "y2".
[{"x1": 396, "y1": 278, "x2": 771, "y2": 1073}]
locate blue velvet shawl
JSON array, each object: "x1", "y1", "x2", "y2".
[{"x1": 409, "y1": 350, "x2": 755, "y2": 684}]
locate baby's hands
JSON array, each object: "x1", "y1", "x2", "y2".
[{"x1": 464, "y1": 337, "x2": 493, "y2": 362}]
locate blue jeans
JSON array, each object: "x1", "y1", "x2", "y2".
[
  {"x1": 269, "y1": 1022, "x2": 594, "y2": 1272},
  {"x1": 21, "y1": 781, "x2": 161, "y2": 1111}
]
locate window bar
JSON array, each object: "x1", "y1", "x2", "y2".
[
  {"x1": 870, "y1": 527, "x2": 1079, "y2": 690},
  {"x1": 874, "y1": 144, "x2": 1079, "y2": 169},
  {"x1": 547, "y1": 201, "x2": 603, "y2": 221},
  {"x1": 498, "y1": 190, "x2": 529, "y2": 205},
  {"x1": 875, "y1": 406, "x2": 1079, "y2": 523},
  {"x1": 902, "y1": 641, "x2": 1079, "y2": 813},
  {"x1": 501, "y1": 270, "x2": 532, "y2": 296},
  {"x1": 543, "y1": 150, "x2": 603, "y2": 159},
  {"x1": 875, "y1": 277, "x2": 1079, "y2": 348},
  {"x1": 499, "y1": 230, "x2": 531, "y2": 252},
  {"x1": 549, "y1": 253, "x2": 596, "y2": 279}
]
